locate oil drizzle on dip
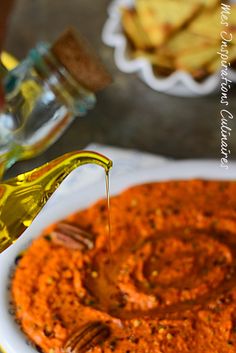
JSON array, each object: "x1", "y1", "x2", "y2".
[
  {"x1": 11, "y1": 180, "x2": 236, "y2": 353},
  {"x1": 105, "y1": 170, "x2": 112, "y2": 261}
]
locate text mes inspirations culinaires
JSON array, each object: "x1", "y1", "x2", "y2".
[{"x1": 219, "y1": 3, "x2": 234, "y2": 170}]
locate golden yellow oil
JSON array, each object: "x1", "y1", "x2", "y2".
[
  {"x1": 105, "y1": 171, "x2": 112, "y2": 260},
  {"x1": 0, "y1": 345, "x2": 6, "y2": 353},
  {"x1": 0, "y1": 151, "x2": 112, "y2": 253}
]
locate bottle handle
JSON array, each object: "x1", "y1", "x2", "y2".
[{"x1": 0, "y1": 60, "x2": 8, "y2": 79}]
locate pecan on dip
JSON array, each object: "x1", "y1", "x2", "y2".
[{"x1": 11, "y1": 180, "x2": 236, "y2": 353}]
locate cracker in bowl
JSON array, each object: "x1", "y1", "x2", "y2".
[
  {"x1": 135, "y1": 0, "x2": 201, "y2": 47},
  {"x1": 121, "y1": 8, "x2": 152, "y2": 50},
  {"x1": 120, "y1": 0, "x2": 236, "y2": 81}
]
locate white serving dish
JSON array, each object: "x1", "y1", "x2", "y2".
[
  {"x1": 1, "y1": 157, "x2": 236, "y2": 352},
  {"x1": 102, "y1": 0, "x2": 236, "y2": 97}
]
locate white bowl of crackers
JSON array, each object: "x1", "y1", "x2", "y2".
[{"x1": 102, "y1": 0, "x2": 236, "y2": 96}]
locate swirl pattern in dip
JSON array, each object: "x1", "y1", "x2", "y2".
[{"x1": 11, "y1": 180, "x2": 236, "y2": 352}]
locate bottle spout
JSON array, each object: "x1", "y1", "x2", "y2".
[{"x1": 0, "y1": 150, "x2": 112, "y2": 253}]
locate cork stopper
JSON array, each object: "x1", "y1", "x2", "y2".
[{"x1": 51, "y1": 27, "x2": 112, "y2": 92}]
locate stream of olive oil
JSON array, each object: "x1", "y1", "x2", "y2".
[{"x1": 105, "y1": 171, "x2": 112, "y2": 261}]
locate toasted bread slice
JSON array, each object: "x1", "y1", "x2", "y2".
[
  {"x1": 188, "y1": 7, "x2": 222, "y2": 41},
  {"x1": 175, "y1": 44, "x2": 218, "y2": 77},
  {"x1": 189, "y1": 3, "x2": 235, "y2": 43},
  {"x1": 229, "y1": 4, "x2": 236, "y2": 44},
  {"x1": 199, "y1": 0, "x2": 220, "y2": 8},
  {"x1": 208, "y1": 44, "x2": 236, "y2": 73},
  {"x1": 121, "y1": 8, "x2": 152, "y2": 49},
  {"x1": 132, "y1": 49, "x2": 175, "y2": 77},
  {"x1": 132, "y1": 49, "x2": 174, "y2": 69},
  {"x1": 160, "y1": 30, "x2": 217, "y2": 58},
  {"x1": 136, "y1": 0, "x2": 201, "y2": 47}
]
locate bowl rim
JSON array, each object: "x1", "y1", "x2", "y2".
[{"x1": 1, "y1": 159, "x2": 236, "y2": 352}]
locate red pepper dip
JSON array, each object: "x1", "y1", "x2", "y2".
[{"x1": 11, "y1": 180, "x2": 236, "y2": 353}]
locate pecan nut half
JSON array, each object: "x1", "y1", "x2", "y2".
[
  {"x1": 63, "y1": 321, "x2": 111, "y2": 353},
  {"x1": 51, "y1": 221, "x2": 94, "y2": 250}
]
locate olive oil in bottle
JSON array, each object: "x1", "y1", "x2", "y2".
[{"x1": 0, "y1": 151, "x2": 112, "y2": 253}]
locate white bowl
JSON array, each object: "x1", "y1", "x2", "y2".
[
  {"x1": 1, "y1": 159, "x2": 236, "y2": 352},
  {"x1": 102, "y1": 0, "x2": 236, "y2": 97}
]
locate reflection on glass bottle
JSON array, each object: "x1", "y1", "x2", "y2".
[{"x1": 0, "y1": 43, "x2": 96, "y2": 177}]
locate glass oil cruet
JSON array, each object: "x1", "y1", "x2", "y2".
[
  {"x1": 0, "y1": 28, "x2": 113, "y2": 253},
  {"x1": 0, "y1": 27, "x2": 111, "y2": 178},
  {"x1": 0, "y1": 150, "x2": 112, "y2": 253}
]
